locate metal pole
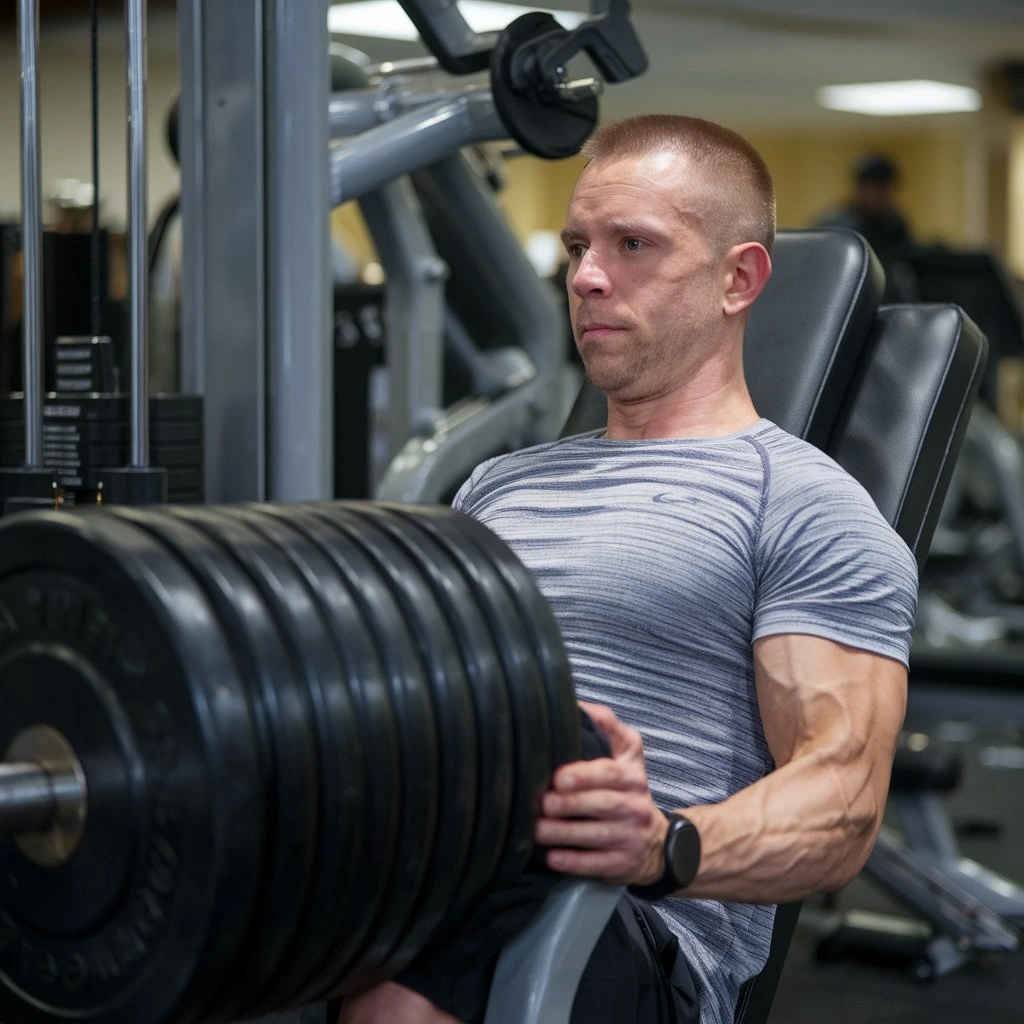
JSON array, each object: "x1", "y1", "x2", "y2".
[
  {"x1": 126, "y1": 0, "x2": 149, "y2": 467},
  {"x1": 177, "y1": 0, "x2": 268, "y2": 503},
  {"x1": 0, "y1": 763, "x2": 56, "y2": 834},
  {"x1": 265, "y1": 0, "x2": 332, "y2": 502},
  {"x1": 18, "y1": 0, "x2": 43, "y2": 468}
]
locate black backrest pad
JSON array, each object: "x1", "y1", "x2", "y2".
[
  {"x1": 560, "y1": 228, "x2": 884, "y2": 440},
  {"x1": 744, "y1": 229, "x2": 883, "y2": 445},
  {"x1": 827, "y1": 304, "x2": 987, "y2": 567}
]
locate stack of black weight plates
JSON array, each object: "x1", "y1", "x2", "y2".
[
  {"x1": 0, "y1": 499, "x2": 580, "y2": 1024},
  {"x1": 0, "y1": 392, "x2": 204, "y2": 503}
]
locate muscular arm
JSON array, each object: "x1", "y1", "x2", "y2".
[
  {"x1": 537, "y1": 634, "x2": 907, "y2": 905},
  {"x1": 680, "y1": 633, "x2": 907, "y2": 902}
]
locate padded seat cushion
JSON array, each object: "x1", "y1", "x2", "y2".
[{"x1": 745, "y1": 229, "x2": 883, "y2": 445}]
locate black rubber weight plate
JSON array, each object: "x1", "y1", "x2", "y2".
[
  {"x1": 385, "y1": 504, "x2": 552, "y2": 884},
  {"x1": 252, "y1": 504, "x2": 402, "y2": 1005},
  {"x1": 158, "y1": 506, "x2": 324, "y2": 1020},
  {"x1": 226, "y1": 505, "x2": 372, "y2": 1007},
  {"x1": 373, "y1": 505, "x2": 514, "y2": 925},
  {"x1": 293, "y1": 504, "x2": 440, "y2": 995},
  {"x1": 313, "y1": 504, "x2": 478, "y2": 984},
  {"x1": 196, "y1": 506, "x2": 365, "y2": 1016},
  {"x1": 490, "y1": 13, "x2": 598, "y2": 160},
  {"x1": 0, "y1": 510, "x2": 262, "y2": 1024},
  {"x1": 104, "y1": 506, "x2": 319, "y2": 1024},
  {"x1": 435, "y1": 508, "x2": 581, "y2": 772}
]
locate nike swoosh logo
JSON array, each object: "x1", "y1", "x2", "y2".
[{"x1": 652, "y1": 493, "x2": 699, "y2": 506}]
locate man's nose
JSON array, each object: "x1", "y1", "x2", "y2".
[{"x1": 570, "y1": 251, "x2": 611, "y2": 298}]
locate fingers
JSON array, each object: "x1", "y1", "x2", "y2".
[
  {"x1": 545, "y1": 845, "x2": 645, "y2": 882},
  {"x1": 536, "y1": 812, "x2": 654, "y2": 848},
  {"x1": 542, "y1": 786, "x2": 651, "y2": 820},
  {"x1": 551, "y1": 755, "x2": 646, "y2": 794},
  {"x1": 578, "y1": 701, "x2": 644, "y2": 761}
]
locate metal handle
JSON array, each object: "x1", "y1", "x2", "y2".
[
  {"x1": 0, "y1": 762, "x2": 60, "y2": 833},
  {"x1": 18, "y1": 0, "x2": 43, "y2": 468},
  {"x1": 2, "y1": 726, "x2": 88, "y2": 866},
  {"x1": 126, "y1": 0, "x2": 149, "y2": 466}
]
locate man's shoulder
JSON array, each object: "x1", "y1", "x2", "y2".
[
  {"x1": 753, "y1": 422, "x2": 917, "y2": 569},
  {"x1": 752, "y1": 421, "x2": 865, "y2": 492},
  {"x1": 751, "y1": 422, "x2": 910, "y2": 537},
  {"x1": 452, "y1": 434, "x2": 595, "y2": 510},
  {"x1": 475, "y1": 434, "x2": 594, "y2": 479}
]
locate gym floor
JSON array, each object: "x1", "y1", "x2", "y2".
[{"x1": 772, "y1": 681, "x2": 1024, "y2": 1024}]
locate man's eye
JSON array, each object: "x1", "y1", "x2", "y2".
[
  {"x1": 623, "y1": 238, "x2": 644, "y2": 252},
  {"x1": 567, "y1": 244, "x2": 586, "y2": 259}
]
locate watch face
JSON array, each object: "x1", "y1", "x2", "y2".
[{"x1": 668, "y1": 817, "x2": 701, "y2": 888}]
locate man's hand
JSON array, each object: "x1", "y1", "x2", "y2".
[{"x1": 534, "y1": 701, "x2": 669, "y2": 886}]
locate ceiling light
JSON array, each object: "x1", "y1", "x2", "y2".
[
  {"x1": 816, "y1": 80, "x2": 982, "y2": 117},
  {"x1": 328, "y1": 1, "x2": 586, "y2": 43}
]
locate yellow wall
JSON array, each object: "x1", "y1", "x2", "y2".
[
  {"x1": 331, "y1": 127, "x2": 978, "y2": 272},
  {"x1": 472, "y1": 128, "x2": 975, "y2": 252},
  {"x1": 495, "y1": 153, "x2": 587, "y2": 240},
  {"x1": 1007, "y1": 120, "x2": 1024, "y2": 279},
  {"x1": 331, "y1": 202, "x2": 378, "y2": 268},
  {"x1": 745, "y1": 129, "x2": 970, "y2": 246}
]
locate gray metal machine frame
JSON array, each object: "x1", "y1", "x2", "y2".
[
  {"x1": 178, "y1": 0, "x2": 577, "y2": 506},
  {"x1": 178, "y1": 0, "x2": 333, "y2": 504}
]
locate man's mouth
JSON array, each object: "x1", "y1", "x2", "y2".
[{"x1": 578, "y1": 323, "x2": 626, "y2": 341}]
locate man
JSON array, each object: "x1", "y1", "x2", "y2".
[
  {"x1": 342, "y1": 114, "x2": 918, "y2": 1024},
  {"x1": 817, "y1": 153, "x2": 914, "y2": 293}
]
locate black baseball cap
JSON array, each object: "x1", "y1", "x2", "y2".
[{"x1": 855, "y1": 153, "x2": 898, "y2": 184}]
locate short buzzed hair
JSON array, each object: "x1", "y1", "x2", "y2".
[{"x1": 582, "y1": 114, "x2": 776, "y2": 256}]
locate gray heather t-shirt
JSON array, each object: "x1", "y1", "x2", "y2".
[{"x1": 452, "y1": 418, "x2": 919, "y2": 1024}]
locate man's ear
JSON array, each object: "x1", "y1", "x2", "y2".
[{"x1": 722, "y1": 243, "x2": 772, "y2": 317}]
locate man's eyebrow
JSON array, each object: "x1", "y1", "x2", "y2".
[
  {"x1": 561, "y1": 219, "x2": 668, "y2": 245},
  {"x1": 609, "y1": 218, "x2": 678, "y2": 238}
]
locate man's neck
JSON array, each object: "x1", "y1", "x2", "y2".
[{"x1": 604, "y1": 378, "x2": 760, "y2": 440}]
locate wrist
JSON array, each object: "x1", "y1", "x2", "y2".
[
  {"x1": 628, "y1": 810, "x2": 702, "y2": 900},
  {"x1": 639, "y1": 808, "x2": 671, "y2": 885}
]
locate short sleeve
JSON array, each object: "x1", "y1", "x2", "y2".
[
  {"x1": 753, "y1": 461, "x2": 919, "y2": 666},
  {"x1": 451, "y1": 455, "x2": 503, "y2": 514}
]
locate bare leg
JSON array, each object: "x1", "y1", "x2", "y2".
[{"x1": 337, "y1": 981, "x2": 467, "y2": 1024}]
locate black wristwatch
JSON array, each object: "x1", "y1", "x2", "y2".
[{"x1": 628, "y1": 811, "x2": 701, "y2": 900}]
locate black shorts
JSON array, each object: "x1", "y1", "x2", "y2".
[{"x1": 379, "y1": 709, "x2": 701, "y2": 1024}]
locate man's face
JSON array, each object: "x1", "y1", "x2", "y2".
[
  {"x1": 856, "y1": 179, "x2": 897, "y2": 217},
  {"x1": 560, "y1": 150, "x2": 728, "y2": 400}
]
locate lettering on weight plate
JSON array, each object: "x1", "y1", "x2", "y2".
[
  {"x1": 133, "y1": 886, "x2": 167, "y2": 938},
  {"x1": 147, "y1": 833, "x2": 180, "y2": 897},
  {"x1": 0, "y1": 600, "x2": 18, "y2": 647},
  {"x1": 29, "y1": 947, "x2": 58, "y2": 987},
  {"x1": 36, "y1": 584, "x2": 84, "y2": 636},
  {"x1": 118, "y1": 699, "x2": 183, "y2": 957},
  {"x1": 0, "y1": 914, "x2": 18, "y2": 957},
  {"x1": 78, "y1": 601, "x2": 148, "y2": 679},
  {"x1": 0, "y1": 917, "x2": 63, "y2": 992},
  {"x1": 87, "y1": 936, "x2": 123, "y2": 983},
  {"x1": 60, "y1": 953, "x2": 88, "y2": 993},
  {"x1": 111, "y1": 925, "x2": 148, "y2": 969}
]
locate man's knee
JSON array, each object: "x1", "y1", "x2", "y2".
[{"x1": 337, "y1": 981, "x2": 467, "y2": 1024}]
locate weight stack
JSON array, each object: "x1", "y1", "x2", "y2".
[
  {"x1": 0, "y1": 392, "x2": 204, "y2": 504},
  {"x1": 0, "y1": 500, "x2": 580, "y2": 1024}
]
